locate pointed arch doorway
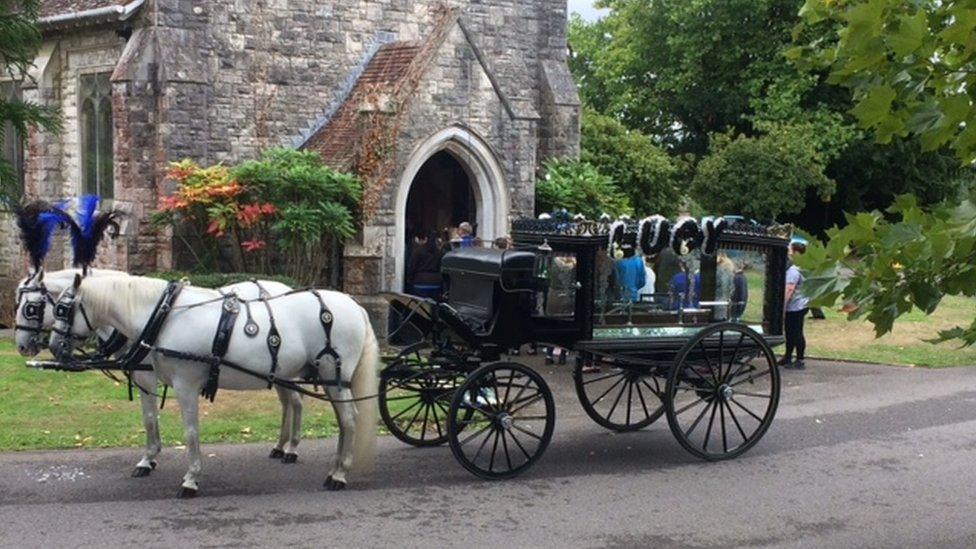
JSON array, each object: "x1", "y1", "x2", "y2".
[{"x1": 394, "y1": 126, "x2": 509, "y2": 292}]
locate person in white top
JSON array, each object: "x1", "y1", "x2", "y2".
[{"x1": 639, "y1": 256, "x2": 656, "y2": 301}]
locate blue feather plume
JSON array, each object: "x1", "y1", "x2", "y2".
[
  {"x1": 67, "y1": 194, "x2": 122, "y2": 271},
  {"x1": 15, "y1": 200, "x2": 71, "y2": 271}
]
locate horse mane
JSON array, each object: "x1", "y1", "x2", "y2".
[{"x1": 77, "y1": 276, "x2": 169, "y2": 330}]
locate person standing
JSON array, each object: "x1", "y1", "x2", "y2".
[
  {"x1": 614, "y1": 246, "x2": 646, "y2": 303},
  {"x1": 406, "y1": 231, "x2": 444, "y2": 300},
  {"x1": 781, "y1": 238, "x2": 810, "y2": 369}
]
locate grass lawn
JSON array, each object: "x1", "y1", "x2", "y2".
[
  {"x1": 0, "y1": 339, "x2": 341, "y2": 452},
  {"x1": 742, "y1": 270, "x2": 975, "y2": 368}
]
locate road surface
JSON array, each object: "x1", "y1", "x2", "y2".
[{"x1": 1, "y1": 359, "x2": 975, "y2": 548}]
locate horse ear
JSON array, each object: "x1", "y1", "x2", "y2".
[
  {"x1": 36, "y1": 268, "x2": 44, "y2": 283},
  {"x1": 73, "y1": 273, "x2": 82, "y2": 289}
]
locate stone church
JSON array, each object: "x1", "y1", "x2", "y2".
[{"x1": 1, "y1": 0, "x2": 580, "y2": 325}]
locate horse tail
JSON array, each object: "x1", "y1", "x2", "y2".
[{"x1": 350, "y1": 306, "x2": 379, "y2": 474}]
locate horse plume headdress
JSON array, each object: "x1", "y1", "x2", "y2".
[
  {"x1": 15, "y1": 200, "x2": 71, "y2": 273},
  {"x1": 66, "y1": 195, "x2": 123, "y2": 274}
]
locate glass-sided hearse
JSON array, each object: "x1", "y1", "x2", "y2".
[{"x1": 382, "y1": 216, "x2": 788, "y2": 479}]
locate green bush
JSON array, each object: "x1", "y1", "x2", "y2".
[
  {"x1": 536, "y1": 158, "x2": 632, "y2": 219},
  {"x1": 145, "y1": 271, "x2": 299, "y2": 289},
  {"x1": 691, "y1": 127, "x2": 835, "y2": 222},
  {"x1": 581, "y1": 109, "x2": 681, "y2": 216}
]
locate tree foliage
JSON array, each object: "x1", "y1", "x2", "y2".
[
  {"x1": 796, "y1": 191, "x2": 976, "y2": 346},
  {"x1": 691, "y1": 128, "x2": 835, "y2": 221},
  {"x1": 0, "y1": 0, "x2": 61, "y2": 207},
  {"x1": 536, "y1": 158, "x2": 632, "y2": 219},
  {"x1": 580, "y1": 109, "x2": 681, "y2": 216},
  {"x1": 793, "y1": 0, "x2": 976, "y2": 163}
]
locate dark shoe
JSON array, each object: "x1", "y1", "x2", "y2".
[
  {"x1": 545, "y1": 356, "x2": 554, "y2": 365},
  {"x1": 793, "y1": 360, "x2": 806, "y2": 370},
  {"x1": 558, "y1": 353, "x2": 567, "y2": 365},
  {"x1": 581, "y1": 365, "x2": 601, "y2": 374},
  {"x1": 777, "y1": 357, "x2": 792, "y2": 367}
]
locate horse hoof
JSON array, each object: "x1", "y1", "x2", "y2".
[
  {"x1": 150, "y1": 460, "x2": 158, "y2": 470},
  {"x1": 323, "y1": 476, "x2": 346, "y2": 491},
  {"x1": 269, "y1": 448, "x2": 284, "y2": 459},
  {"x1": 177, "y1": 486, "x2": 199, "y2": 499},
  {"x1": 131, "y1": 466, "x2": 153, "y2": 478},
  {"x1": 282, "y1": 453, "x2": 298, "y2": 464}
]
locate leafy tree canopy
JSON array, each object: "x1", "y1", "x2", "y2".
[
  {"x1": 581, "y1": 109, "x2": 681, "y2": 216},
  {"x1": 0, "y1": 0, "x2": 60, "y2": 207},
  {"x1": 536, "y1": 158, "x2": 632, "y2": 219},
  {"x1": 691, "y1": 127, "x2": 835, "y2": 221},
  {"x1": 792, "y1": 0, "x2": 976, "y2": 163}
]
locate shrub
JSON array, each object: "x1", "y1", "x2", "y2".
[
  {"x1": 153, "y1": 148, "x2": 361, "y2": 286},
  {"x1": 536, "y1": 158, "x2": 632, "y2": 219},
  {"x1": 691, "y1": 127, "x2": 835, "y2": 222},
  {"x1": 581, "y1": 109, "x2": 681, "y2": 216}
]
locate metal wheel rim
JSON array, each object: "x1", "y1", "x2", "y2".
[
  {"x1": 447, "y1": 362, "x2": 555, "y2": 480},
  {"x1": 665, "y1": 323, "x2": 780, "y2": 461}
]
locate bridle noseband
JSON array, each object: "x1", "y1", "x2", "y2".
[
  {"x1": 15, "y1": 283, "x2": 56, "y2": 346},
  {"x1": 52, "y1": 290, "x2": 96, "y2": 356}
]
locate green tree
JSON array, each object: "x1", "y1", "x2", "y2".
[
  {"x1": 792, "y1": 0, "x2": 976, "y2": 163},
  {"x1": 580, "y1": 109, "x2": 680, "y2": 216},
  {"x1": 536, "y1": 159, "x2": 632, "y2": 219},
  {"x1": 793, "y1": 0, "x2": 976, "y2": 346},
  {"x1": 0, "y1": 1, "x2": 60, "y2": 206},
  {"x1": 691, "y1": 127, "x2": 835, "y2": 221}
]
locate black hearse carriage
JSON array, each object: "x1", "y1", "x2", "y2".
[{"x1": 382, "y1": 216, "x2": 789, "y2": 479}]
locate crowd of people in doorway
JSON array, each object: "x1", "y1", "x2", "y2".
[{"x1": 405, "y1": 221, "x2": 513, "y2": 300}]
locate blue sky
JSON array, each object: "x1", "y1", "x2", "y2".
[{"x1": 567, "y1": 0, "x2": 608, "y2": 22}]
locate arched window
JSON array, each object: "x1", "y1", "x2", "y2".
[{"x1": 79, "y1": 73, "x2": 113, "y2": 198}]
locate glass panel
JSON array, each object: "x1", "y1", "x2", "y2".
[
  {"x1": 80, "y1": 98, "x2": 97, "y2": 195},
  {"x1": 79, "y1": 73, "x2": 113, "y2": 198},
  {"x1": 543, "y1": 252, "x2": 577, "y2": 317},
  {"x1": 97, "y1": 97, "x2": 113, "y2": 198}
]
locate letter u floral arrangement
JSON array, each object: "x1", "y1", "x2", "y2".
[{"x1": 152, "y1": 148, "x2": 362, "y2": 286}]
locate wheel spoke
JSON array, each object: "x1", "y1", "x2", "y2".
[
  {"x1": 419, "y1": 403, "x2": 430, "y2": 440},
  {"x1": 508, "y1": 428, "x2": 532, "y2": 461},
  {"x1": 641, "y1": 377, "x2": 663, "y2": 398},
  {"x1": 625, "y1": 380, "x2": 634, "y2": 425},
  {"x1": 635, "y1": 380, "x2": 650, "y2": 420},
  {"x1": 511, "y1": 423, "x2": 543, "y2": 441},
  {"x1": 590, "y1": 375, "x2": 627, "y2": 406},
  {"x1": 729, "y1": 369, "x2": 772, "y2": 388},
  {"x1": 471, "y1": 426, "x2": 495, "y2": 461},
  {"x1": 723, "y1": 333, "x2": 746, "y2": 383},
  {"x1": 500, "y1": 429, "x2": 514, "y2": 471},
  {"x1": 488, "y1": 429, "x2": 501, "y2": 472},
  {"x1": 735, "y1": 390, "x2": 771, "y2": 399},
  {"x1": 512, "y1": 415, "x2": 549, "y2": 421},
  {"x1": 724, "y1": 400, "x2": 748, "y2": 442},
  {"x1": 717, "y1": 330, "x2": 726, "y2": 381},
  {"x1": 696, "y1": 341, "x2": 720, "y2": 385},
  {"x1": 582, "y1": 371, "x2": 625, "y2": 386},
  {"x1": 730, "y1": 397, "x2": 763, "y2": 422},
  {"x1": 606, "y1": 378, "x2": 628, "y2": 422},
  {"x1": 430, "y1": 400, "x2": 443, "y2": 438},
  {"x1": 702, "y1": 398, "x2": 719, "y2": 452},
  {"x1": 508, "y1": 392, "x2": 545, "y2": 416},
  {"x1": 389, "y1": 398, "x2": 423, "y2": 422},
  {"x1": 681, "y1": 361, "x2": 716, "y2": 390},
  {"x1": 683, "y1": 400, "x2": 714, "y2": 438},
  {"x1": 459, "y1": 421, "x2": 493, "y2": 446},
  {"x1": 720, "y1": 399, "x2": 728, "y2": 453}
]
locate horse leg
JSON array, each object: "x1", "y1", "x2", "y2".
[
  {"x1": 271, "y1": 386, "x2": 293, "y2": 460},
  {"x1": 173, "y1": 378, "x2": 204, "y2": 498},
  {"x1": 132, "y1": 369, "x2": 162, "y2": 477},
  {"x1": 284, "y1": 390, "x2": 303, "y2": 463},
  {"x1": 324, "y1": 387, "x2": 356, "y2": 491}
]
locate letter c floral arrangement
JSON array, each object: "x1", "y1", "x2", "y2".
[{"x1": 153, "y1": 148, "x2": 361, "y2": 285}]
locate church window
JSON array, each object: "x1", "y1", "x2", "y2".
[
  {"x1": 1, "y1": 82, "x2": 24, "y2": 190},
  {"x1": 79, "y1": 73, "x2": 113, "y2": 198}
]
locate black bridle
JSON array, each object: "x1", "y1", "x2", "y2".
[
  {"x1": 15, "y1": 281, "x2": 57, "y2": 353},
  {"x1": 51, "y1": 288, "x2": 97, "y2": 358}
]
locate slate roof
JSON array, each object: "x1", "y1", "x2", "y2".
[{"x1": 40, "y1": 0, "x2": 130, "y2": 18}]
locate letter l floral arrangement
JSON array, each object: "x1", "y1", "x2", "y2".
[{"x1": 153, "y1": 148, "x2": 362, "y2": 285}]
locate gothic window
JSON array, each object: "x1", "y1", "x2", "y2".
[
  {"x1": 79, "y1": 73, "x2": 113, "y2": 198},
  {"x1": 1, "y1": 82, "x2": 24, "y2": 189}
]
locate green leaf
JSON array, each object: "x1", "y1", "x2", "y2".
[
  {"x1": 908, "y1": 281, "x2": 942, "y2": 314},
  {"x1": 887, "y1": 11, "x2": 928, "y2": 57},
  {"x1": 851, "y1": 85, "x2": 897, "y2": 128}
]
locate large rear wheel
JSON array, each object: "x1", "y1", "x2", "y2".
[
  {"x1": 447, "y1": 362, "x2": 555, "y2": 479},
  {"x1": 664, "y1": 323, "x2": 779, "y2": 460}
]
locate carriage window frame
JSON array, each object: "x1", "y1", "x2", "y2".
[
  {"x1": 78, "y1": 72, "x2": 114, "y2": 199},
  {"x1": 1, "y1": 81, "x2": 24, "y2": 190}
]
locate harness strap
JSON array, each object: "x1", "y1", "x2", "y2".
[
  {"x1": 118, "y1": 281, "x2": 184, "y2": 370},
  {"x1": 251, "y1": 278, "x2": 272, "y2": 300},
  {"x1": 202, "y1": 295, "x2": 240, "y2": 402},
  {"x1": 310, "y1": 291, "x2": 346, "y2": 390},
  {"x1": 97, "y1": 330, "x2": 129, "y2": 358},
  {"x1": 242, "y1": 298, "x2": 260, "y2": 338},
  {"x1": 260, "y1": 297, "x2": 281, "y2": 388}
]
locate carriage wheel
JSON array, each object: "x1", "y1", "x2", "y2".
[
  {"x1": 574, "y1": 359, "x2": 664, "y2": 432},
  {"x1": 664, "y1": 323, "x2": 779, "y2": 461},
  {"x1": 379, "y1": 345, "x2": 465, "y2": 447},
  {"x1": 447, "y1": 362, "x2": 555, "y2": 479}
]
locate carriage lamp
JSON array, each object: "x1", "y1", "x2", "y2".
[{"x1": 535, "y1": 239, "x2": 553, "y2": 279}]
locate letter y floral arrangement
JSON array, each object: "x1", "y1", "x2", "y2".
[{"x1": 153, "y1": 148, "x2": 362, "y2": 285}]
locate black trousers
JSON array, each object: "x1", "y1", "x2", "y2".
[{"x1": 784, "y1": 308, "x2": 809, "y2": 361}]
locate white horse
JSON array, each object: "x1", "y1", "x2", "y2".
[
  {"x1": 48, "y1": 275, "x2": 378, "y2": 497},
  {"x1": 14, "y1": 269, "x2": 306, "y2": 476}
]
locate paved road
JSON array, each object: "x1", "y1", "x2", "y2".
[{"x1": 2, "y1": 359, "x2": 976, "y2": 548}]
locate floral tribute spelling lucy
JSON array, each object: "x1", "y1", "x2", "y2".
[{"x1": 153, "y1": 148, "x2": 361, "y2": 284}]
